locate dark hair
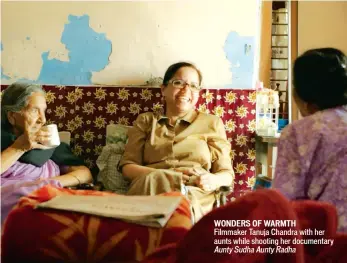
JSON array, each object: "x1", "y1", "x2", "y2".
[
  {"x1": 293, "y1": 47, "x2": 347, "y2": 110},
  {"x1": 162, "y1": 62, "x2": 203, "y2": 86}
]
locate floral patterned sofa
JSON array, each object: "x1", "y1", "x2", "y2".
[{"x1": 0, "y1": 85, "x2": 256, "y2": 199}]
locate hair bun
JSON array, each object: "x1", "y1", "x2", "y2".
[{"x1": 293, "y1": 48, "x2": 347, "y2": 110}]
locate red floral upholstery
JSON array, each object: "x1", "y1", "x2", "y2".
[
  {"x1": 1, "y1": 185, "x2": 192, "y2": 263},
  {"x1": 0, "y1": 85, "x2": 256, "y2": 199}
]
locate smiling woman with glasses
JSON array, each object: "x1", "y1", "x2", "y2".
[
  {"x1": 120, "y1": 62, "x2": 234, "y2": 222},
  {"x1": 168, "y1": 79, "x2": 202, "y2": 92}
]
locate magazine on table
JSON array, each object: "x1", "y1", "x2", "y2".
[{"x1": 36, "y1": 194, "x2": 182, "y2": 228}]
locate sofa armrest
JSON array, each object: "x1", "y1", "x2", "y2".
[
  {"x1": 219, "y1": 185, "x2": 232, "y2": 206},
  {"x1": 213, "y1": 185, "x2": 232, "y2": 208}
]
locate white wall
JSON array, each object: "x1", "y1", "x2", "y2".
[{"x1": 1, "y1": 0, "x2": 261, "y2": 88}]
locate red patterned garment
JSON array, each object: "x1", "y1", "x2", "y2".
[
  {"x1": 1, "y1": 185, "x2": 192, "y2": 263},
  {"x1": 0, "y1": 85, "x2": 256, "y2": 199}
]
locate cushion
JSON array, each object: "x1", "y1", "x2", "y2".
[
  {"x1": 97, "y1": 124, "x2": 131, "y2": 193},
  {"x1": 96, "y1": 144, "x2": 130, "y2": 194},
  {"x1": 1, "y1": 185, "x2": 192, "y2": 263},
  {"x1": 106, "y1": 124, "x2": 130, "y2": 147},
  {"x1": 58, "y1": 131, "x2": 71, "y2": 145}
]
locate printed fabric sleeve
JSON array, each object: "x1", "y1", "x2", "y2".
[
  {"x1": 272, "y1": 125, "x2": 306, "y2": 199},
  {"x1": 208, "y1": 117, "x2": 234, "y2": 177}
]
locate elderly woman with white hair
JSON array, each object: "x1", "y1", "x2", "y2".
[{"x1": 1, "y1": 82, "x2": 93, "y2": 223}]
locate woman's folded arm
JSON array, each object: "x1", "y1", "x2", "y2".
[{"x1": 52, "y1": 165, "x2": 92, "y2": 187}]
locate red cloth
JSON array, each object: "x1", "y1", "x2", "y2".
[
  {"x1": 144, "y1": 190, "x2": 347, "y2": 263},
  {"x1": 145, "y1": 189, "x2": 305, "y2": 263},
  {"x1": 3, "y1": 187, "x2": 346, "y2": 263},
  {"x1": 1, "y1": 185, "x2": 192, "y2": 263},
  {"x1": 315, "y1": 233, "x2": 347, "y2": 263},
  {"x1": 291, "y1": 201, "x2": 347, "y2": 263}
]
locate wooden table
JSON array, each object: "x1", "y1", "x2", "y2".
[{"x1": 256, "y1": 135, "x2": 279, "y2": 179}]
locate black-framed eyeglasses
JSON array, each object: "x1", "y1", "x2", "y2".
[{"x1": 168, "y1": 79, "x2": 202, "y2": 92}]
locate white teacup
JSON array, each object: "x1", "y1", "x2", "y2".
[{"x1": 41, "y1": 124, "x2": 61, "y2": 147}]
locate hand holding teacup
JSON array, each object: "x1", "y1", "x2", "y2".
[
  {"x1": 39, "y1": 124, "x2": 60, "y2": 147},
  {"x1": 13, "y1": 123, "x2": 61, "y2": 152}
]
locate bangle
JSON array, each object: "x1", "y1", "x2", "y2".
[
  {"x1": 72, "y1": 175, "x2": 81, "y2": 185},
  {"x1": 15, "y1": 148, "x2": 26, "y2": 154}
]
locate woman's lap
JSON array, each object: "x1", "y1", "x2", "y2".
[{"x1": 127, "y1": 169, "x2": 215, "y2": 221}]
